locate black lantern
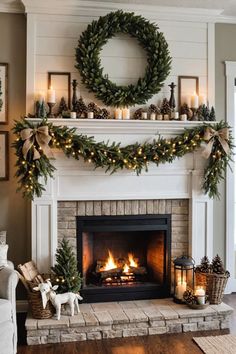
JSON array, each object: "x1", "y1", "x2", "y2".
[{"x1": 173, "y1": 255, "x2": 195, "y2": 303}]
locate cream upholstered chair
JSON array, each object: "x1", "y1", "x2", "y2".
[{"x1": 0, "y1": 261, "x2": 19, "y2": 354}]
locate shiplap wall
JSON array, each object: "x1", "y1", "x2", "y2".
[{"x1": 30, "y1": 12, "x2": 210, "y2": 114}]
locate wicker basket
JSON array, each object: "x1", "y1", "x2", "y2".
[
  {"x1": 28, "y1": 290, "x2": 54, "y2": 319},
  {"x1": 195, "y1": 271, "x2": 229, "y2": 304}
]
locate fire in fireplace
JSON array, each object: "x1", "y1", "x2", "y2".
[
  {"x1": 93, "y1": 250, "x2": 147, "y2": 286},
  {"x1": 77, "y1": 215, "x2": 171, "y2": 302}
]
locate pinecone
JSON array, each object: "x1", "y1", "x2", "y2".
[
  {"x1": 57, "y1": 97, "x2": 68, "y2": 117},
  {"x1": 148, "y1": 104, "x2": 160, "y2": 114},
  {"x1": 183, "y1": 289, "x2": 197, "y2": 305},
  {"x1": 211, "y1": 254, "x2": 225, "y2": 274},
  {"x1": 75, "y1": 96, "x2": 87, "y2": 118},
  {"x1": 133, "y1": 108, "x2": 143, "y2": 120},
  {"x1": 161, "y1": 98, "x2": 171, "y2": 116},
  {"x1": 197, "y1": 104, "x2": 210, "y2": 121},
  {"x1": 196, "y1": 256, "x2": 211, "y2": 273},
  {"x1": 180, "y1": 103, "x2": 193, "y2": 120},
  {"x1": 96, "y1": 108, "x2": 110, "y2": 119},
  {"x1": 87, "y1": 102, "x2": 100, "y2": 118}
]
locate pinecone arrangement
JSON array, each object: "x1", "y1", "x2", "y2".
[
  {"x1": 133, "y1": 108, "x2": 143, "y2": 120},
  {"x1": 75, "y1": 96, "x2": 87, "y2": 118},
  {"x1": 180, "y1": 103, "x2": 193, "y2": 120},
  {"x1": 148, "y1": 104, "x2": 160, "y2": 114},
  {"x1": 195, "y1": 254, "x2": 230, "y2": 276},
  {"x1": 161, "y1": 98, "x2": 171, "y2": 116}
]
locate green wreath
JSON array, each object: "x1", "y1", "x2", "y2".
[{"x1": 75, "y1": 10, "x2": 172, "y2": 107}]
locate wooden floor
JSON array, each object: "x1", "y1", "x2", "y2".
[{"x1": 17, "y1": 294, "x2": 236, "y2": 354}]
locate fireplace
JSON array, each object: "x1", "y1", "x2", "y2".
[{"x1": 77, "y1": 214, "x2": 171, "y2": 302}]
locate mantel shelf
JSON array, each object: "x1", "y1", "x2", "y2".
[{"x1": 26, "y1": 118, "x2": 215, "y2": 136}]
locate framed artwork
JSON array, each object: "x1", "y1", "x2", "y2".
[
  {"x1": 0, "y1": 131, "x2": 9, "y2": 181},
  {"x1": 0, "y1": 63, "x2": 8, "y2": 124},
  {"x1": 178, "y1": 76, "x2": 199, "y2": 108},
  {"x1": 48, "y1": 72, "x2": 71, "y2": 109}
]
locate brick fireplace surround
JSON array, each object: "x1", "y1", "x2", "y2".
[{"x1": 27, "y1": 119, "x2": 233, "y2": 344}]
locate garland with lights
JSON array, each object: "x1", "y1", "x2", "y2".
[
  {"x1": 75, "y1": 10, "x2": 172, "y2": 107},
  {"x1": 12, "y1": 119, "x2": 233, "y2": 200}
]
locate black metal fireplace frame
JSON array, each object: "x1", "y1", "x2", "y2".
[{"x1": 76, "y1": 214, "x2": 171, "y2": 303}]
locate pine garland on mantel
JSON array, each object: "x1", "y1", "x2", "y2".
[{"x1": 12, "y1": 118, "x2": 233, "y2": 200}]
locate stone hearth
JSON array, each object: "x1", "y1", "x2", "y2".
[{"x1": 25, "y1": 299, "x2": 233, "y2": 344}]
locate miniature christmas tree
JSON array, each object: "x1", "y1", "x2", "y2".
[
  {"x1": 58, "y1": 97, "x2": 68, "y2": 117},
  {"x1": 35, "y1": 101, "x2": 41, "y2": 117},
  {"x1": 180, "y1": 103, "x2": 193, "y2": 120},
  {"x1": 211, "y1": 254, "x2": 225, "y2": 274},
  {"x1": 209, "y1": 106, "x2": 216, "y2": 121},
  {"x1": 133, "y1": 108, "x2": 143, "y2": 120},
  {"x1": 51, "y1": 238, "x2": 82, "y2": 294},
  {"x1": 197, "y1": 104, "x2": 210, "y2": 121},
  {"x1": 76, "y1": 96, "x2": 87, "y2": 118},
  {"x1": 160, "y1": 98, "x2": 171, "y2": 116},
  {"x1": 196, "y1": 256, "x2": 211, "y2": 273}
]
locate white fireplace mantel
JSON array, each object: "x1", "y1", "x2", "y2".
[{"x1": 31, "y1": 119, "x2": 213, "y2": 272}]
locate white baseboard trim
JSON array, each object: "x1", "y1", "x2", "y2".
[{"x1": 16, "y1": 300, "x2": 28, "y2": 313}]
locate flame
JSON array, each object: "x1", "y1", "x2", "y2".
[
  {"x1": 123, "y1": 264, "x2": 130, "y2": 273},
  {"x1": 103, "y1": 250, "x2": 117, "y2": 271},
  {"x1": 128, "y1": 253, "x2": 138, "y2": 267}
]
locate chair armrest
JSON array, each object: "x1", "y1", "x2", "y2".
[{"x1": 0, "y1": 267, "x2": 19, "y2": 303}]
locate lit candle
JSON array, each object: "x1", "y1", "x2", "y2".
[
  {"x1": 176, "y1": 281, "x2": 187, "y2": 300},
  {"x1": 115, "y1": 108, "x2": 122, "y2": 120},
  {"x1": 122, "y1": 107, "x2": 130, "y2": 120},
  {"x1": 199, "y1": 95, "x2": 207, "y2": 106},
  {"x1": 47, "y1": 86, "x2": 56, "y2": 103},
  {"x1": 191, "y1": 92, "x2": 199, "y2": 109},
  {"x1": 195, "y1": 287, "x2": 205, "y2": 305}
]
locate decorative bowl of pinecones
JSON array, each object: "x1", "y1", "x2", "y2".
[{"x1": 183, "y1": 288, "x2": 209, "y2": 310}]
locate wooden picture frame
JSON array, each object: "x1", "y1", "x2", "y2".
[
  {"x1": 48, "y1": 72, "x2": 71, "y2": 109},
  {"x1": 0, "y1": 131, "x2": 9, "y2": 181},
  {"x1": 178, "y1": 76, "x2": 199, "y2": 109},
  {"x1": 0, "y1": 63, "x2": 8, "y2": 125}
]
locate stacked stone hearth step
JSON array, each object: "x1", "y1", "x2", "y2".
[{"x1": 25, "y1": 299, "x2": 233, "y2": 345}]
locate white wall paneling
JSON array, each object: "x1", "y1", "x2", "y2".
[{"x1": 225, "y1": 61, "x2": 236, "y2": 293}]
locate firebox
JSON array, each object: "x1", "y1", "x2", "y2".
[{"x1": 77, "y1": 214, "x2": 171, "y2": 302}]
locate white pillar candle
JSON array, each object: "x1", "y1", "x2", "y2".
[
  {"x1": 70, "y1": 112, "x2": 77, "y2": 119},
  {"x1": 156, "y1": 114, "x2": 163, "y2": 121},
  {"x1": 150, "y1": 112, "x2": 156, "y2": 120},
  {"x1": 163, "y1": 114, "x2": 169, "y2": 121},
  {"x1": 195, "y1": 287, "x2": 206, "y2": 305},
  {"x1": 199, "y1": 95, "x2": 207, "y2": 106},
  {"x1": 180, "y1": 114, "x2": 187, "y2": 121},
  {"x1": 122, "y1": 107, "x2": 130, "y2": 120},
  {"x1": 174, "y1": 112, "x2": 179, "y2": 120},
  {"x1": 176, "y1": 281, "x2": 187, "y2": 300},
  {"x1": 141, "y1": 112, "x2": 148, "y2": 120},
  {"x1": 47, "y1": 86, "x2": 56, "y2": 103},
  {"x1": 115, "y1": 108, "x2": 122, "y2": 120},
  {"x1": 191, "y1": 92, "x2": 199, "y2": 109},
  {"x1": 87, "y1": 111, "x2": 94, "y2": 119}
]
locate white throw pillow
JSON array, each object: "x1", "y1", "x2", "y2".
[{"x1": 0, "y1": 244, "x2": 8, "y2": 267}]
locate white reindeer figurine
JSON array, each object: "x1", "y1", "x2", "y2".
[{"x1": 34, "y1": 280, "x2": 83, "y2": 320}]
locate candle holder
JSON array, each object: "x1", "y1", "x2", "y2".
[
  {"x1": 191, "y1": 107, "x2": 198, "y2": 121},
  {"x1": 173, "y1": 255, "x2": 195, "y2": 304},
  {"x1": 47, "y1": 102, "x2": 55, "y2": 118}
]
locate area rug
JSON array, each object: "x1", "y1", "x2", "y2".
[{"x1": 193, "y1": 335, "x2": 236, "y2": 354}]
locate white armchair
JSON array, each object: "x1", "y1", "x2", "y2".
[{"x1": 0, "y1": 262, "x2": 19, "y2": 354}]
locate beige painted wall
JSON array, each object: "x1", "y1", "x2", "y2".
[
  {"x1": 214, "y1": 23, "x2": 236, "y2": 260},
  {"x1": 0, "y1": 13, "x2": 29, "y2": 297}
]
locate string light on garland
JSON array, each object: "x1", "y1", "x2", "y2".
[{"x1": 12, "y1": 118, "x2": 233, "y2": 200}]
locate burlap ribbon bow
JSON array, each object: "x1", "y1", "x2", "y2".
[
  {"x1": 202, "y1": 127, "x2": 229, "y2": 159},
  {"x1": 20, "y1": 126, "x2": 53, "y2": 160}
]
